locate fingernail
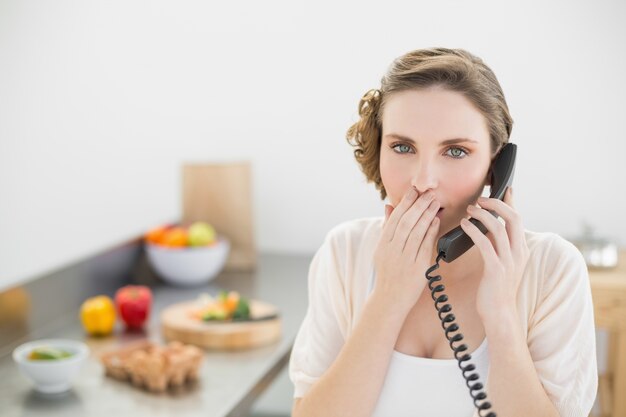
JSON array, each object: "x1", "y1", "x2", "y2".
[
  {"x1": 477, "y1": 196, "x2": 487, "y2": 202},
  {"x1": 408, "y1": 187, "x2": 417, "y2": 198}
]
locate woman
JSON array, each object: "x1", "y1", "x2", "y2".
[{"x1": 289, "y1": 47, "x2": 597, "y2": 417}]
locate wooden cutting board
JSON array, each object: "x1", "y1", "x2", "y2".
[
  {"x1": 181, "y1": 162, "x2": 257, "y2": 272},
  {"x1": 160, "y1": 300, "x2": 281, "y2": 350}
]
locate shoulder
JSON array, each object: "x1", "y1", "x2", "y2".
[
  {"x1": 316, "y1": 217, "x2": 383, "y2": 290},
  {"x1": 524, "y1": 229, "x2": 586, "y2": 271},
  {"x1": 523, "y1": 229, "x2": 588, "y2": 296},
  {"x1": 324, "y1": 216, "x2": 384, "y2": 249}
]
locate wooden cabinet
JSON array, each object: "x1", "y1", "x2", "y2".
[{"x1": 589, "y1": 251, "x2": 626, "y2": 417}]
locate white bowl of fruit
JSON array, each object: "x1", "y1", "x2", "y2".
[{"x1": 144, "y1": 222, "x2": 230, "y2": 287}]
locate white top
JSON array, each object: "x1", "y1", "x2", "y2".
[
  {"x1": 374, "y1": 338, "x2": 490, "y2": 417},
  {"x1": 289, "y1": 217, "x2": 598, "y2": 417},
  {"x1": 367, "y1": 266, "x2": 491, "y2": 417}
]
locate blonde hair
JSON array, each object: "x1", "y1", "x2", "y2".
[{"x1": 346, "y1": 47, "x2": 514, "y2": 200}]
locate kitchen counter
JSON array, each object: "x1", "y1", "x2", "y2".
[{"x1": 0, "y1": 251, "x2": 312, "y2": 417}]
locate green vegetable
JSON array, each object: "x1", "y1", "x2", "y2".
[
  {"x1": 28, "y1": 346, "x2": 73, "y2": 361},
  {"x1": 202, "y1": 309, "x2": 227, "y2": 321},
  {"x1": 232, "y1": 297, "x2": 250, "y2": 320}
]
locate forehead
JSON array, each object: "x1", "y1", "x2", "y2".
[{"x1": 381, "y1": 87, "x2": 490, "y2": 145}]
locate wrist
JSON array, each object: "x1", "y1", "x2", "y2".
[
  {"x1": 481, "y1": 306, "x2": 524, "y2": 343},
  {"x1": 369, "y1": 288, "x2": 414, "y2": 321},
  {"x1": 477, "y1": 295, "x2": 518, "y2": 325}
]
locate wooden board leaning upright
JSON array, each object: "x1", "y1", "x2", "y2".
[{"x1": 181, "y1": 162, "x2": 257, "y2": 272}]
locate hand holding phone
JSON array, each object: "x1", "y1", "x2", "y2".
[{"x1": 437, "y1": 143, "x2": 517, "y2": 263}]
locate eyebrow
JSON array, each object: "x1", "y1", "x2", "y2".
[{"x1": 384, "y1": 133, "x2": 479, "y2": 146}]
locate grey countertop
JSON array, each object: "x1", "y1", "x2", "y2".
[{"x1": 0, "y1": 252, "x2": 312, "y2": 417}]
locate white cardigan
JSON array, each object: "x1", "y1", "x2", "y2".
[{"x1": 289, "y1": 217, "x2": 598, "y2": 417}]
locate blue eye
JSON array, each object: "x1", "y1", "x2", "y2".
[
  {"x1": 445, "y1": 147, "x2": 468, "y2": 159},
  {"x1": 391, "y1": 144, "x2": 413, "y2": 154}
]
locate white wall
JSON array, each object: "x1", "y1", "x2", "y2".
[{"x1": 1, "y1": 0, "x2": 625, "y2": 291}]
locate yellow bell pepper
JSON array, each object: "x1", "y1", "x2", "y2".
[{"x1": 80, "y1": 295, "x2": 116, "y2": 336}]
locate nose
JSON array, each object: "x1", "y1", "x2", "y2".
[{"x1": 411, "y1": 159, "x2": 439, "y2": 195}]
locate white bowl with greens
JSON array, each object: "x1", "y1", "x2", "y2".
[{"x1": 13, "y1": 339, "x2": 89, "y2": 394}]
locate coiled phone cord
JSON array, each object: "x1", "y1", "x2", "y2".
[{"x1": 425, "y1": 253, "x2": 497, "y2": 417}]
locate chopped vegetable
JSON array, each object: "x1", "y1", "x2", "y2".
[
  {"x1": 28, "y1": 346, "x2": 73, "y2": 361},
  {"x1": 195, "y1": 291, "x2": 251, "y2": 321},
  {"x1": 232, "y1": 297, "x2": 250, "y2": 320},
  {"x1": 202, "y1": 307, "x2": 228, "y2": 321}
]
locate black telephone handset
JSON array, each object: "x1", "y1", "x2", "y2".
[
  {"x1": 437, "y1": 143, "x2": 517, "y2": 263},
  {"x1": 425, "y1": 143, "x2": 517, "y2": 417}
]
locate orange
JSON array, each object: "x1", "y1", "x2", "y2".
[
  {"x1": 145, "y1": 225, "x2": 170, "y2": 245},
  {"x1": 162, "y1": 227, "x2": 188, "y2": 247}
]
